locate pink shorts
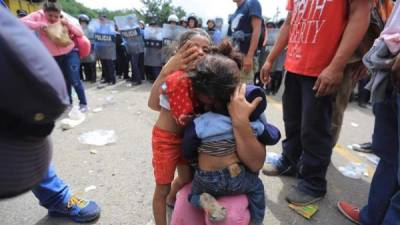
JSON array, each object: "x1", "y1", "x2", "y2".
[{"x1": 171, "y1": 183, "x2": 251, "y2": 225}]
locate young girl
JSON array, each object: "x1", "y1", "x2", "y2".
[
  {"x1": 147, "y1": 29, "x2": 211, "y2": 225},
  {"x1": 21, "y1": 0, "x2": 88, "y2": 112},
  {"x1": 182, "y1": 45, "x2": 280, "y2": 225}
]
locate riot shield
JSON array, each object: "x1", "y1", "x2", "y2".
[
  {"x1": 161, "y1": 24, "x2": 187, "y2": 64},
  {"x1": 114, "y1": 15, "x2": 144, "y2": 55},
  {"x1": 215, "y1": 17, "x2": 223, "y2": 31},
  {"x1": 144, "y1": 26, "x2": 163, "y2": 67},
  {"x1": 90, "y1": 19, "x2": 116, "y2": 60}
]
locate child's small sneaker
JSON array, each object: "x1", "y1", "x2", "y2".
[
  {"x1": 48, "y1": 196, "x2": 101, "y2": 223},
  {"x1": 200, "y1": 193, "x2": 227, "y2": 222}
]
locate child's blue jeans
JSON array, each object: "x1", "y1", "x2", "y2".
[{"x1": 189, "y1": 164, "x2": 265, "y2": 225}]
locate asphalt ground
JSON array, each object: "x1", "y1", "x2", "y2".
[{"x1": 0, "y1": 80, "x2": 376, "y2": 225}]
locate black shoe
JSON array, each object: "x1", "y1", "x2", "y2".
[
  {"x1": 132, "y1": 81, "x2": 142, "y2": 86},
  {"x1": 358, "y1": 102, "x2": 367, "y2": 108},
  {"x1": 352, "y1": 142, "x2": 373, "y2": 153},
  {"x1": 262, "y1": 156, "x2": 296, "y2": 177}
]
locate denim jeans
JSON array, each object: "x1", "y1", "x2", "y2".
[
  {"x1": 54, "y1": 50, "x2": 87, "y2": 106},
  {"x1": 397, "y1": 93, "x2": 400, "y2": 184},
  {"x1": 32, "y1": 164, "x2": 71, "y2": 210},
  {"x1": 281, "y1": 72, "x2": 333, "y2": 197},
  {"x1": 189, "y1": 165, "x2": 265, "y2": 225},
  {"x1": 360, "y1": 94, "x2": 400, "y2": 225},
  {"x1": 130, "y1": 53, "x2": 143, "y2": 83}
]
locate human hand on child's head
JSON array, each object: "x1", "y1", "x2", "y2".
[{"x1": 228, "y1": 84, "x2": 262, "y2": 125}]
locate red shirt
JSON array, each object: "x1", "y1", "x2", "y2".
[{"x1": 285, "y1": 0, "x2": 348, "y2": 77}]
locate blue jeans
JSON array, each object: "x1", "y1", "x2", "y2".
[
  {"x1": 398, "y1": 93, "x2": 400, "y2": 184},
  {"x1": 189, "y1": 165, "x2": 265, "y2": 225},
  {"x1": 130, "y1": 53, "x2": 143, "y2": 83},
  {"x1": 32, "y1": 164, "x2": 71, "y2": 210},
  {"x1": 55, "y1": 50, "x2": 88, "y2": 106},
  {"x1": 360, "y1": 94, "x2": 400, "y2": 225}
]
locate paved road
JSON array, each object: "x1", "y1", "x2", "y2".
[{"x1": 0, "y1": 80, "x2": 376, "y2": 225}]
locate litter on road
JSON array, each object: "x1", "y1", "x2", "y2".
[
  {"x1": 339, "y1": 163, "x2": 369, "y2": 179},
  {"x1": 288, "y1": 204, "x2": 319, "y2": 220},
  {"x1": 78, "y1": 130, "x2": 117, "y2": 146},
  {"x1": 84, "y1": 185, "x2": 97, "y2": 192}
]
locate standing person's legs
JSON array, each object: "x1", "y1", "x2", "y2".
[
  {"x1": 382, "y1": 93, "x2": 400, "y2": 224},
  {"x1": 359, "y1": 97, "x2": 399, "y2": 225},
  {"x1": 109, "y1": 60, "x2": 116, "y2": 84},
  {"x1": 104, "y1": 60, "x2": 115, "y2": 85},
  {"x1": 359, "y1": 161, "x2": 399, "y2": 225},
  {"x1": 100, "y1": 59, "x2": 107, "y2": 83},
  {"x1": 83, "y1": 62, "x2": 97, "y2": 83},
  {"x1": 151, "y1": 66, "x2": 162, "y2": 81},
  {"x1": 264, "y1": 72, "x2": 302, "y2": 176},
  {"x1": 32, "y1": 164, "x2": 101, "y2": 222},
  {"x1": 90, "y1": 62, "x2": 97, "y2": 82},
  {"x1": 152, "y1": 127, "x2": 183, "y2": 225},
  {"x1": 291, "y1": 75, "x2": 333, "y2": 199},
  {"x1": 280, "y1": 72, "x2": 303, "y2": 172},
  {"x1": 80, "y1": 64, "x2": 85, "y2": 81},
  {"x1": 122, "y1": 54, "x2": 130, "y2": 80},
  {"x1": 32, "y1": 164, "x2": 70, "y2": 210},
  {"x1": 64, "y1": 51, "x2": 88, "y2": 107},
  {"x1": 139, "y1": 52, "x2": 145, "y2": 80},
  {"x1": 55, "y1": 55, "x2": 72, "y2": 105},
  {"x1": 358, "y1": 76, "x2": 371, "y2": 107},
  {"x1": 131, "y1": 53, "x2": 143, "y2": 84}
]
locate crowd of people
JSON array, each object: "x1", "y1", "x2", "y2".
[{"x1": 1, "y1": 0, "x2": 400, "y2": 225}]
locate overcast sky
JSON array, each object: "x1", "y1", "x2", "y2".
[{"x1": 76, "y1": 0, "x2": 287, "y2": 22}]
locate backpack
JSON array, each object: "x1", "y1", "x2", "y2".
[
  {"x1": 0, "y1": 8, "x2": 69, "y2": 137},
  {"x1": 351, "y1": 0, "x2": 394, "y2": 57}
]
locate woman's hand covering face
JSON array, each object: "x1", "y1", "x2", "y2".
[{"x1": 164, "y1": 40, "x2": 204, "y2": 75}]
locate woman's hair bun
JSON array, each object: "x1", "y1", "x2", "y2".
[{"x1": 211, "y1": 39, "x2": 243, "y2": 70}]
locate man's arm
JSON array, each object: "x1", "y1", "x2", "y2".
[
  {"x1": 243, "y1": 16, "x2": 262, "y2": 73},
  {"x1": 260, "y1": 12, "x2": 292, "y2": 84},
  {"x1": 314, "y1": 0, "x2": 373, "y2": 96}
]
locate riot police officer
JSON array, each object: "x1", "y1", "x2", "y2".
[
  {"x1": 179, "y1": 16, "x2": 188, "y2": 28},
  {"x1": 92, "y1": 15, "x2": 117, "y2": 85},
  {"x1": 79, "y1": 14, "x2": 97, "y2": 83}
]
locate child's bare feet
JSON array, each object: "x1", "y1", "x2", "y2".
[{"x1": 200, "y1": 193, "x2": 227, "y2": 222}]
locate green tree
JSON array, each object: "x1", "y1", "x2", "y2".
[
  {"x1": 174, "y1": 6, "x2": 186, "y2": 20},
  {"x1": 59, "y1": 0, "x2": 98, "y2": 18},
  {"x1": 134, "y1": 0, "x2": 186, "y2": 25},
  {"x1": 59, "y1": 0, "x2": 135, "y2": 20}
]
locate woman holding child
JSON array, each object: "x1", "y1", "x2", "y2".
[{"x1": 148, "y1": 29, "x2": 279, "y2": 225}]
